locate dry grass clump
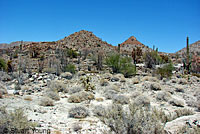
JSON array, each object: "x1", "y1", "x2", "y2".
[
  {"x1": 39, "y1": 97, "x2": 54, "y2": 106},
  {"x1": 0, "y1": 107, "x2": 37, "y2": 133},
  {"x1": 68, "y1": 106, "x2": 89, "y2": 118},
  {"x1": 68, "y1": 91, "x2": 94, "y2": 103},
  {"x1": 98, "y1": 103, "x2": 166, "y2": 134}
]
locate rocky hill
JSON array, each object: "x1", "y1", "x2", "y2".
[
  {"x1": 119, "y1": 36, "x2": 152, "y2": 54},
  {"x1": 59, "y1": 30, "x2": 116, "y2": 54}
]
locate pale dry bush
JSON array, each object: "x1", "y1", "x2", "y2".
[
  {"x1": 98, "y1": 103, "x2": 167, "y2": 134},
  {"x1": 68, "y1": 106, "x2": 89, "y2": 118},
  {"x1": 68, "y1": 91, "x2": 94, "y2": 103},
  {"x1": 39, "y1": 97, "x2": 54, "y2": 106}
]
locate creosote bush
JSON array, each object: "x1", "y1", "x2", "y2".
[
  {"x1": 105, "y1": 53, "x2": 136, "y2": 77},
  {"x1": 0, "y1": 107, "x2": 37, "y2": 134}
]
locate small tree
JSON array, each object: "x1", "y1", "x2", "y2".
[{"x1": 105, "y1": 53, "x2": 121, "y2": 73}]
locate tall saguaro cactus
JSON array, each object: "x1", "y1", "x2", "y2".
[{"x1": 186, "y1": 36, "x2": 191, "y2": 74}]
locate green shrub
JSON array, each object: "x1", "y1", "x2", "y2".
[
  {"x1": 0, "y1": 58, "x2": 7, "y2": 71},
  {"x1": 65, "y1": 64, "x2": 76, "y2": 74},
  {"x1": 105, "y1": 53, "x2": 121, "y2": 73},
  {"x1": 0, "y1": 107, "x2": 37, "y2": 133},
  {"x1": 105, "y1": 53, "x2": 136, "y2": 77},
  {"x1": 156, "y1": 63, "x2": 174, "y2": 79},
  {"x1": 119, "y1": 56, "x2": 136, "y2": 77},
  {"x1": 144, "y1": 51, "x2": 162, "y2": 68},
  {"x1": 67, "y1": 49, "x2": 78, "y2": 58}
]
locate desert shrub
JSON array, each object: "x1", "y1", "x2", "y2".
[
  {"x1": 46, "y1": 91, "x2": 60, "y2": 101},
  {"x1": 156, "y1": 91, "x2": 171, "y2": 102},
  {"x1": 134, "y1": 95, "x2": 150, "y2": 108},
  {"x1": 68, "y1": 86, "x2": 82, "y2": 94},
  {"x1": 172, "y1": 108, "x2": 194, "y2": 120},
  {"x1": 144, "y1": 51, "x2": 162, "y2": 69},
  {"x1": 65, "y1": 64, "x2": 76, "y2": 74},
  {"x1": 99, "y1": 103, "x2": 166, "y2": 134},
  {"x1": 39, "y1": 97, "x2": 54, "y2": 106},
  {"x1": 43, "y1": 68, "x2": 56, "y2": 74},
  {"x1": 156, "y1": 63, "x2": 174, "y2": 79},
  {"x1": 119, "y1": 56, "x2": 136, "y2": 77},
  {"x1": 113, "y1": 95, "x2": 129, "y2": 104},
  {"x1": 67, "y1": 49, "x2": 78, "y2": 58},
  {"x1": 92, "y1": 105, "x2": 106, "y2": 117},
  {"x1": 0, "y1": 58, "x2": 7, "y2": 71},
  {"x1": 68, "y1": 106, "x2": 89, "y2": 118},
  {"x1": 49, "y1": 80, "x2": 68, "y2": 93},
  {"x1": 105, "y1": 53, "x2": 121, "y2": 73},
  {"x1": 104, "y1": 90, "x2": 118, "y2": 100},
  {"x1": 105, "y1": 53, "x2": 136, "y2": 77},
  {"x1": 68, "y1": 91, "x2": 94, "y2": 103},
  {"x1": 0, "y1": 107, "x2": 36, "y2": 134}
]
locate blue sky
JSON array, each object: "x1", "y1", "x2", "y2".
[{"x1": 0, "y1": 0, "x2": 199, "y2": 53}]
